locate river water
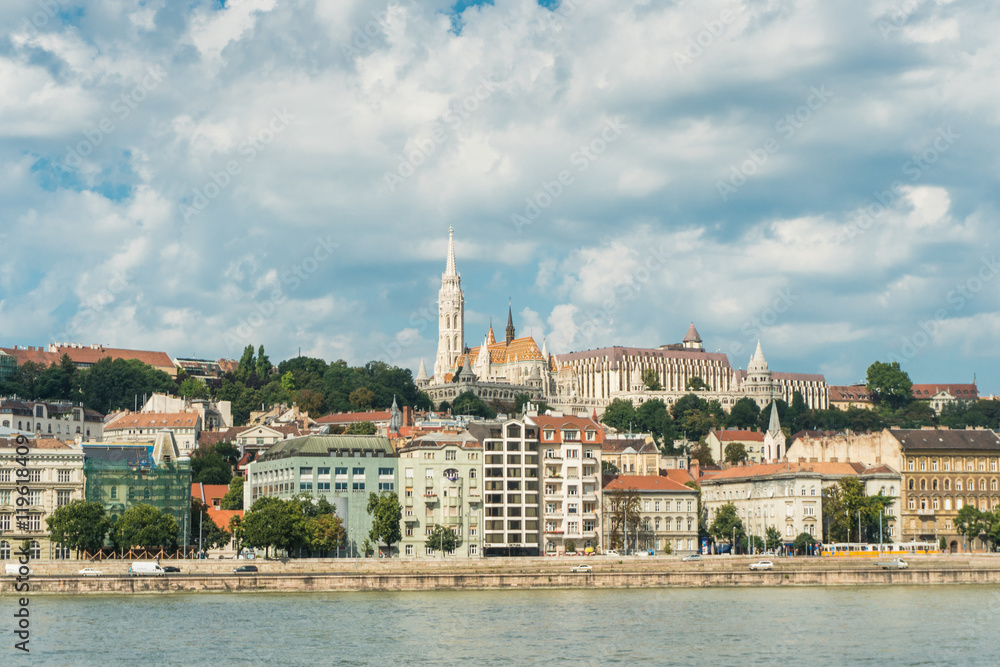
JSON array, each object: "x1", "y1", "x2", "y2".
[{"x1": 11, "y1": 586, "x2": 1000, "y2": 665}]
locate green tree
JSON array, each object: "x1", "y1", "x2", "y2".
[
  {"x1": 346, "y1": 421, "x2": 377, "y2": 435},
  {"x1": 642, "y1": 368, "x2": 662, "y2": 391},
  {"x1": 709, "y1": 503, "x2": 745, "y2": 551},
  {"x1": 866, "y1": 361, "x2": 913, "y2": 410},
  {"x1": 726, "y1": 397, "x2": 761, "y2": 429},
  {"x1": 690, "y1": 440, "x2": 716, "y2": 467},
  {"x1": 724, "y1": 442, "x2": 748, "y2": 464},
  {"x1": 304, "y1": 514, "x2": 346, "y2": 556},
  {"x1": 256, "y1": 345, "x2": 273, "y2": 379},
  {"x1": 955, "y1": 505, "x2": 986, "y2": 551},
  {"x1": 366, "y1": 492, "x2": 402, "y2": 556},
  {"x1": 280, "y1": 371, "x2": 296, "y2": 393},
  {"x1": 45, "y1": 501, "x2": 111, "y2": 557},
  {"x1": 179, "y1": 377, "x2": 209, "y2": 399},
  {"x1": 602, "y1": 460, "x2": 620, "y2": 475},
  {"x1": 191, "y1": 451, "x2": 233, "y2": 485},
  {"x1": 236, "y1": 345, "x2": 256, "y2": 383},
  {"x1": 220, "y1": 476, "x2": 245, "y2": 510},
  {"x1": 297, "y1": 388, "x2": 326, "y2": 416},
  {"x1": 686, "y1": 376, "x2": 710, "y2": 391},
  {"x1": 765, "y1": 526, "x2": 782, "y2": 551},
  {"x1": 601, "y1": 398, "x2": 638, "y2": 432},
  {"x1": 242, "y1": 497, "x2": 308, "y2": 557},
  {"x1": 111, "y1": 504, "x2": 180, "y2": 551},
  {"x1": 822, "y1": 478, "x2": 895, "y2": 543},
  {"x1": 77, "y1": 358, "x2": 176, "y2": 414},
  {"x1": 425, "y1": 525, "x2": 459, "y2": 557},
  {"x1": 349, "y1": 386, "x2": 376, "y2": 410},
  {"x1": 635, "y1": 399, "x2": 679, "y2": 449},
  {"x1": 451, "y1": 391, "x2": 496, "y2": 418},
  {"x1": 229, "y1": 515, "x2": 245, "y2": 555},
  {"x1": 793, "y1": 532, "x2": 818, "y2": 555}
]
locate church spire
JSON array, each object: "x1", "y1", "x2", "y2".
[
  {"x1": 506, "y1": 299, "x2": 515, "y2": 345},
  {"x1": 445, "y1": 225, "x2": 457, "y2": 276},
  {"x1": 767, "y1": 400, "x2": 781, "y2": 437}
]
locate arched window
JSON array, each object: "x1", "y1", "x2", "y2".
[
  {"x1": 665, "y1": 517, "x2": 672, "y2": 531},
  {"x1": 957, "y1": 479, "x2": 963, "y2": 491},
  {"x1": 945, "y1": 479, "x2": 951, "y2": 491},
  {"x1": 908, "y1": 479, "x2": 914, "y2": 490},
  {"x1": 445, "y1": 314, "x2": 451, "y2": 329},
  {"x1": 0, "y1": 541, "x2": 9, "y2": 560},
  {"x1": 992, "y1": 480, "x2": 998, "y2": 492},
  {"x1": 54, "y1": 543, "x2": 71, "y2": 559},
  {"x1": 932, "y1": 479, "x2": 938, "y2": 491},
  {"x1": 688, "y1": 518, "x2": 694, "y2": 531},
  {"x1": 920, "y1": 479, "x2": 927, "y2": 491},
  {"x1": 889, "y1": 486, "x2": 895, "y2": 496},
  {"x1": 944, "y1": 498, "x2": 952, "y2": 510},
  {"x1": 980, "y1": 479, "x2": 987, "y2": 491}
]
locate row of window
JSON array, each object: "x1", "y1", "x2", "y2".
[
  {"x1": 908, "y1": 496, "x2": 999, "y2": 512},
  {"x1": 908, "y1": 478, "x2": 999, "y2": 492},
  {"x1": 0, "y1": 420, "x2": 91, "y2": 436},
  {"x1": 0, "y1": 469, "x2": 75, "y2": 483},
  {"x1": 908, "y1": 458, "x2": 999, "y2": 472},
  {"x1": 0, "y1": 490, "x2": 74, "y2": 507}
]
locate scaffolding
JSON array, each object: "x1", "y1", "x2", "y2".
[{"x1": 83, "y1": 452, "x2": 191, "y2": 543}]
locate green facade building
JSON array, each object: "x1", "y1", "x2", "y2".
[
  {"x1": 246, "y1": 434, "x2": 397, "y2": 557},
  {"x1": 82, "y1": 431, "x2": 191, "y2": 545},
  {"x1": 0, "y1": 350, "x2": 15, "y2": 383}
]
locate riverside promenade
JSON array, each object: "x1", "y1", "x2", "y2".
[{"x1": 5, "y1": 554, "x2": 1000, "y2": 594}]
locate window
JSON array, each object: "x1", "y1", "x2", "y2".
[
  {"x1": 300, "y1": 467, "x2": 313, "y2": 478},
  {"x1": 378, "y1": 467, "x2": 393, "y2": 476},
  {"x1": 29, "y1": 541, "x2": 40, "y2": 559},
  {"x1": 352, "y1": 467, "x2": 365, "y2": 476},
  {"x1": 0, "y1": 515, "x2": 8, "y2": 531},
  {"x1": 379, "y1": 482, "x2": 394, "y2": 492},
  {"x1": 27, "y1": 470, "x2": 41, "y2": 483},
  {"x1": 335, "y1": 467, "x2": 348, "y2": 476},
  {"x1": 803, "y1": 506, "x2": 816, "y2": 516},
  {"x1": 470, "y1": 544, "x2": 478, "y2": 556},
  {"x1": 25, "y1": 515, "x2": 41, "y2": 531},
  {"x1": 352, "y1": 482, "x2": 366, "y2": 492},
  {"x1": 0, "y1": 541, "x2": 8, "y2": 559},
  {"x1": 300, "y1": 482, "x2": 313, "y2": 491},
  {"x1": 405, "y1": 544, "x2": 414, "y2": 555},
  {"x1": 908, "y1": 460, "x2": 914, "y2": 471},
  {"x1": 58, "y1": 470, "x2": 71, "y2": 483},
  {"x1": 426, "y1": 547, "x2": 435, "y2": 556},
  {"x1": 317, "y1": 482, "x2": 331, "y2": 491},
  {"x1": 57, "y1": 490, "x2": 71, "y2": 507},
  {"x1": 446, "y1": 450, "x2": 457, "y2": 460},
  {"x1": 335, "y1": 482, "x2": 348, "y2": 491},
  {"x1": 568, "y1": 503, "x2": 578, "y2": 514},
  {"x1": 654, "y1": 501, "x2": 661, "y2": 512},
  {"x1": 318, "y1": 467, "x2": 330, "y2": 476},
  {"x1": 933, "y1": 498, "x2": 939, "y2": 510},
  {"x1": 908, "y1": 498, "x2": 915, "y2": 510}
]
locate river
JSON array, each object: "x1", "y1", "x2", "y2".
[{"x1": 12, "y1": 586, "x2": 1000, "y2": 665}]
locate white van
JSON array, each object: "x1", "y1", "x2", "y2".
[
  {"x1": 5, "y1": 563, "x2": 32, "y2": 576},
  {"x1": 128, "y1": 562, "x2": 165, "y2": 577}
]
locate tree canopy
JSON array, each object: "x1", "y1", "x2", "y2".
[
  {"x1": 111, "y1": 504, "x2": 180, "y2": 551},
  {"x1": 45, "y1": 500, "x2": 112, "y2": 557},
  {"x1": 366, "y1": 492, "x2": 403, "y2": 554},
  {"x1": 426, "y1": 525, "x2": 459, "y2": 556},
  {"x1": 708, "y1": 503, "x2": 745, "y2": 549},
  {"x1": 866, "y1": 361, "x2": 913, "y2": 410}
]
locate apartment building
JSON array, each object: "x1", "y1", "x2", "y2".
[
  {"x1": 397, "y1": 431, "x2": 483, "y2": 558},
  {"x1": 603, "y1": 474, "x2": 700, "y2": 555}
]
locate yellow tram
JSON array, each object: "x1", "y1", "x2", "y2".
[{"x1": 820, "y1": 542, "x2": 939, "y2": 557}]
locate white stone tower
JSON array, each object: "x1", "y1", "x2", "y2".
[
  {"x1": 433, "y1": 227, "x2": 465, "y2": 380},
  {"x1": 743, "y1": 340, "x2": 775, "y2": 408}
]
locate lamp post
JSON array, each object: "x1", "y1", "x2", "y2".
[{"x1": 857, "y1": 510, "x2": 862, "y2": 546}]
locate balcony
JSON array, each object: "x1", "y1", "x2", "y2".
[
  {"x1": 583, "y1": 512, "x2": 598, "y2": 520},
  {"x1": 443, "y1": 515, "x2": 462, "y2": 525},
  {"x1": 543, "y1": 455, "x2": 564, "y2": 462},
  {"x1": 582, "y1": 493, "x2": 598, "y2": 503},
  {"x1": 403, "y1": 516, "x2": 419, "y2": 523},
  {"x1": 582, "y1": 475, "x2": 598, "y2": 485},
  {"x1": 544, "y1": 528, "x2": 565, "y2": 535}
]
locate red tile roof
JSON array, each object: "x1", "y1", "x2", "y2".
[
  {"x1": 532, "y1": 414, "x2": 604, "y2": 443},
  {"x1": 106, "y1": 412, "x2": 200, "y2": 430},
  {"x1": 707, "y1": 461, "x2": 864, "y2": 481},
  {"x1": 911, "y1": 384, "x2": 978, "y2": 398},
  {"x1": 191, "y1": 483, "x2": 232, "y2": 503},
  {"x1": 51, "y1": 344, "x2": 174, "y2": 369},
  {"x1": 0, "y1": 437, "x2": 77, "y2": 450},
  {"x1": 315, "y1": 411, "x2": 391, "y2": 424},
  {"x1": 829, "y1": 385, "x2": 873, "y2": 402},
  {"x1": 603, "y1": 474, "x2": 695, "y2": 492},
  {"x1": 205, "y1": 508, "x2": 243, "y2": 531}
]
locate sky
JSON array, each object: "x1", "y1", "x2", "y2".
[{"x1": 1, "y1": 0, "x2": 999, "y2": 394}]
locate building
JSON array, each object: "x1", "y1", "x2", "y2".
[
  {"x1": 226, "y1": 424, "x2": 303, "y2": 458},
  {"x1": 0, "y1": 438, "x2": 85, "y2": 561},
  {"x1": 244, "y1": 434, "x2": 397, "y2": 557},
  {"x1": 603, "y1": 474, "x2": 700, "y2": 555},
  {"x1": 535, "y1": 414, "x2": 603, "y2": 555},
  {"x1": 103, "y1": 411, "x2": 201, "y2": 454},
  {"x1": 173, "y1": 357, "x2": 237, "y2": 380},
  {"x1": 396, "y1": 431, "x2": 483, "y2": 558},
  {"x1": 601, "y1": 436, "x2": 660, "y2": 475},
  {"x1": 910, "y1": 384, "x2": 979, "y2": 414},
  {"x1": 82, "y1": 432, "x2": 191, "y2": 547},
  {"x1": 0, "y1": 343, "x2": 177, "y2": 378},
  {"x1": 888, "y1": 428, "x2": 1000, "y2": 551},
  {"x1": 413, "y1": 229, "x2": 830, "y2": 415},
  {"x1": 0, "y1": 399, "x2": 104, "y2": 442},
  {"x1": 701, "y1": 461, "x2": 901, "y2": 550},
  {"x1": 828, "y1": 384, "x2": 875, "y2": 410},
  {"x1": 191, "y1": 482, "x2": 232, "y2": 510},
  {"x1": 706, "y1": 430, "x2": 766, "y2": 465},
  {"x1": 0, "y1": 350, "x2": 15, "y2": 382},
  {"x1": 141, "y1": 393, "x2": 232, "y2": 430},
  {"x1": 466, "y1": 419, "x2": 542, "y2": 556}
]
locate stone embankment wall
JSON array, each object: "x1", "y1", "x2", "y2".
[{"x1": 5, "y1": 555, "x2": 1000, "y2": 594}]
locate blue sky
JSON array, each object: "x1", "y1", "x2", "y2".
[{"x1": 1, "y1": 0, "x2": 999, "y2": 394}]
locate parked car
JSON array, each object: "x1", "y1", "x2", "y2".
[
  {"x1": 571, "y1": 564, "x2": 593, "y2": 573},
  {"x1": 682, "y1": 554, "x2": 702, "y2": 562},
  {"x1": 749, "y1": 560, "x2": 773, "y2": 571},
  {"x1": 603, "y1": 550, "x2": 620, "y2": 556},
  {"x1": 78, "y1": 567, "x2": 103, "y2": 577},
  {"x1": 161, "y1": 566, "x2": 181, "y2": 573},
  {"x1": 233, "y1": 565, "x2": 259, "y2": 574},
  {"x1": 876, "y1": 558, "x2": 908, "y2": 570}
]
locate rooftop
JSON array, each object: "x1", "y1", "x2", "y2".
[
  {"x1": 889, "y1": 428, "x2": 1000, "y2": 451},
  {"x1": 256, "y1": 434, "x2": 394, "y2": 461}
]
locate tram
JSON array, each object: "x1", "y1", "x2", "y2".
[{"x1": 819, "y1": 542, "x2": 939, "y2": 557}]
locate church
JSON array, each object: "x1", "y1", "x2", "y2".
[{"x1": 416, "y1": 229, "x2": 829, "y2": 415}]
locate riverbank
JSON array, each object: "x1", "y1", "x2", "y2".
[{"x1": 6, "y1": 554, "x2": 1000, "y2": 594}]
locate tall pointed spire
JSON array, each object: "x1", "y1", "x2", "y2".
[
  {"x1": 505, "y1": 298, "x2": 515, "y2": 345},
  {"x1": 767, "y1": 401, "x2": 781, "y2": 437},
  {"x1": 445, "y1": 225, "x2": 457, "y2": 276},
  {"x1": 486, "y1": 319, "x2": 496, "y2": 345},
  {"x1": 416, "y1": 358, "x2": 428, "y2": 381}
]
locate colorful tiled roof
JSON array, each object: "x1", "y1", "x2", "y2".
[
  {"x1": 105, "y1": 412, "x2": 200, "y2": 430},
  {"x1": 829, "y1": 385, "x2": 873, "y2": 402},
  {"x1": 710, "y1": 429, "x2": 765, "y2": 442},
  {"x1": 705, "y1": 461, "x2": 865, "y2": 481},
  {"x1": 910, "y1": 384, "x2": 978, "y2": 398}
]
